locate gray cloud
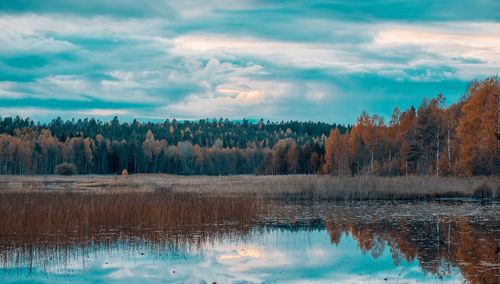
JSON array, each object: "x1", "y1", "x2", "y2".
[
  {"x1": 0, "y1": 2, "x2": 498, "y2": 123},
  {"x1": 2, "y1": 0, "x2": 499, "y2": 22},
  {"x1": 0, "y1": 0, "x2": 178, "y2": 18},
  {"x1": 452, "y1": 57, "x2": 486, "y2": 64}
]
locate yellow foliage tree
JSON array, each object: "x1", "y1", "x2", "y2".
[{"x1": 456, "y1": 76, "x2": 499, "y2": 176}]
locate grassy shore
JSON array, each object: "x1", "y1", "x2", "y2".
[{"x1": 0, "y1": 174, "x2": 498, "y2": 200}]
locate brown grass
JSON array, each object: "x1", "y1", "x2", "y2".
[
  {"x1": 0, "y1": 174, "x2": 498, "y2": 200},
  {"x1": 0, "y1": 191, "x2": 262, "y2": 237},
  {"x1": 0, "y1": 188, "x2": 498, "y2": 282},
  {"x1": 0, "y1": 190, "x2": 266, "y2": 270}
]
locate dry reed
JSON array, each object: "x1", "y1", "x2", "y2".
[
  {"x1": 0, "y1": 189, "x2": 498, "y2": 283},
  {"x1": 0, "y1": 190, "x2": 266, "y2": 270},
  {"x1": 1, "y1": 174, "x2": 497, "y2": 200}
]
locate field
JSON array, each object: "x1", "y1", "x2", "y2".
[{"x1": 0, "y1": 174, "x2": 499, "y2": 200}]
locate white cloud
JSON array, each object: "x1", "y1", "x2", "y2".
[
  {"x1": 171, "y1": 34, "x2": 357, "y2": 71},
  {"x1": 0, "y1": 82, "x2": 25, "y2": 98},
  {"x1": 80, "y1": 109, "x2": 131, "y2": 116},
  {"x1": 162, "y1": 76, "x2": 292, "y2": 119},
  {"x1": 0, "y1": 9, "x2": 498, "y2": 123},
  {"x1": 0, "y1": 14, "x2": 164, "y2": 38},
  {"x1": 171, "y1": 21, "x2": 500, "y2": 82},
  {"x1": 372, "y1": 22, "x2": 500, "y2": 80}
]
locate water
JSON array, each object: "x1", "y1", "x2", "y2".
[{"x1": 1, "y1": 199, "x2": 499, "y2": 283}]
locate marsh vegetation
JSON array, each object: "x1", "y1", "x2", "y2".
[
  {"x1": 0, "y1": 187, "x2": 498, "y2": 283},
  {"x1": 1, "y1": 174, "x2": 498, "y2": 200}
]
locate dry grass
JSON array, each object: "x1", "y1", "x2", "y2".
[
  {"x1": 0, "y1": 191, "x2": 262, "y2": 237},
  {"x1": 0, "y1": 174, "x2": 498, "y2": 200},
  {"x1": 0, "y1": 190, "x2": 266, "y2": 270},
  {"x1": 0, "y1": 188, "x2": 498, "y2": 282}
]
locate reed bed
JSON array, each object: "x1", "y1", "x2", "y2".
[
  {"x1": 0, "y1": 190, "x2": 270, "y2": 271},
  {"x1": 0, "y1": 174, "x2": 498, "y2": 200},
  {"x1": 0, "y1": 190, "x2": 498, "y2": 283},
  {"x1": 0, "y1": 191, "x2": 263, "y2": 238}
]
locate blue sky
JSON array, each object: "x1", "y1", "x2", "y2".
[{"x1": 0, "y1": 1, "x2": 499, "y2": 124}]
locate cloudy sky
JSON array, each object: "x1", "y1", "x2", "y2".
[{"x1": 0, "y1": 1, "x2": 499, "y2": 124}]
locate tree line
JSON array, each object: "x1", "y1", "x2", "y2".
[
  {"x1": 321, "y1": 76, "x2": 499, "y2": 176},
  {"x1": 0, "y1": 116, "x2": 340, "y2": 175},
  {"x1": 0, "y1": 76, "x2": 498, "y2": 176}
]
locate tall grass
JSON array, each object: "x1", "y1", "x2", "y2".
[
  {"x1": 0, "y1": 191, "x2": 262, "y2": 236},
  {"x1": 1, "y1": 174, "x2": 497, "y2": 200},
  {"x1": 0, "y1": 191, "x2": 265, "y2": 270},
  {"x1": 0, "y1": 190, "x2": 498, "y2": 283}
]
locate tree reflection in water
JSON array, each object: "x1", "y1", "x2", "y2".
[
  {"x1": 322, "y1": 203, "x2": 500, "y2": 284},
  {"x1": 0, "y1": 191, "x2": 498, "y2": 283}
]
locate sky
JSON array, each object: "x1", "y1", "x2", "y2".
[{"x1": 0, "y1": 1, "x2": 499, "y2": 124}]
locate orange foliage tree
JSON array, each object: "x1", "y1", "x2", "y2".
[{"x1": 456, "y1": 76, "x2": 499, "y2": 176}]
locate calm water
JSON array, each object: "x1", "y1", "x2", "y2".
[{"x1": 1, "y1": 197, "x2": 499, "y2": 283}]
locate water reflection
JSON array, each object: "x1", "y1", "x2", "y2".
[{"x1": 0, "y1": 192, "x2": 498, "y2": 283}]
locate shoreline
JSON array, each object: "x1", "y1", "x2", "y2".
[{"x1": 0, "y1": 174, "x2": 498, "y2": 200}]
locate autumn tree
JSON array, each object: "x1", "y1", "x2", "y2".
[
  {"x1": 386, "y1": 107, "x2": 402, "y2": 176},
  {"x1": 323, "y1": 128, "x2": 350, "y2": 175},
  {"x1": 286, "y1": 141, "x2": 300, "y2": 174},
  {"x1": 415, "y1": 95, "x2": 446, "y2": 175},
  {"x1": 398, "y1": 106, "x2": 418, "y2": 174},
  {"x1": 456, "y1": 76, "x2": 499, "y2": 176},
  {"x1": 356, "y1": 111, "x2": 385, "y2": 174}
]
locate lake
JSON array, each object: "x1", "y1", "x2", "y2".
[{"x1": 0, "y1": 192, "x2": 499, "y2": 283}]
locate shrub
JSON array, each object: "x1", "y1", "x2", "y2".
[{"x1": 55, "y1": 163, "x2": 77, "y2": 176}]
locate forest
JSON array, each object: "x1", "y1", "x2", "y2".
[{"x1": 0, "y1": 76, "x2": 498, "y2": 177}]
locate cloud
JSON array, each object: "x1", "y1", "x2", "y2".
[
  {"x1": 2, "y1": 0, "x2": 499, "y2": 22},
  {"x1": 171, "y1": 21, "x2": 500, "y2": 80},
  {"x1": 0, "y1": 2, "x2": 498, "y2": 123},
  {"x1": 452, "y1": 57, "x2": 486, "y2": 64},
  {"x1": 0, "y1": 0, "x2": 177, "y2": 18},
  {"x1": 372, "y1": 22, "x2": 500, "y2": 80},
  {"x1": 163, "y1": 77, "x2": 290, "y2": 120}
]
